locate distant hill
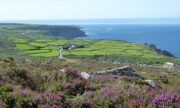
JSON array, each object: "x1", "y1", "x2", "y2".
[{"x1": 0, "y1": 23, "x2": 86, "y2": 38}]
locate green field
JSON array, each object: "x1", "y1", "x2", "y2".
[
  {"x1": 9, "y1": 37, "x2": 162, "y2": 58},
  {"x1": 1, "y1": 23, "x2": 180, "y2": 64}
]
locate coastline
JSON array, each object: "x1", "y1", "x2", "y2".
[{"x1": 0, "y1": 23, "x2": 178, "y2": 60}]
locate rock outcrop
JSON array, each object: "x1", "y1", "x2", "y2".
[
  {"x1": 81, "y1": 72, "x2": 92, "y2": 79},
  {"x1": 145, "y1": 43, "x2": 175, "y2": 57},
  {"x1": 81, "y1": 67, "x2": 163, "y2": 89},
  {"x1": 145, "y1": 80, "x2": 162, "y2": 89},
  {"x1": 91, "y1": 66, "x2": 143, "y2": 78},
  {"x1": 159, "y1": 72, "x2": 168, "y2": 78},
  {"x1": 81, "y1": 66, "x2": 143, "y2": 79},
  {"x1": 25, "y1": 59, "x2": 32, "y2": 63}
]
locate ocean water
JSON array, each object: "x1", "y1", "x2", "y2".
[
  {"x1": 1, "y1": 19, "x2": 180, "y2": 57},
  {"x1": 78, "y1": 24, "x2": 180, "y2": 58}
]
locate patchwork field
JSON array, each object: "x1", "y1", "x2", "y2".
[
  {"x1": 9, "y1": 37, "x2": 163, "y2": 58},
  {"x1": 0, "y1": 23, "x2": 180, "y2": 64}
]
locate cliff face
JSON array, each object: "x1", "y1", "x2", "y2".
[
  {"x1": 20, "y1": 25, "x2": 86, "y2": 38},
  {"x1": 1, "y1": 23, "x2": 86, "y2": 38},
  {"x1": 42, "y1": 26, "x2": 86, "y2": 38},
  {"x1": 144, "y1": 43, "x2": 175, "y2": 57}
]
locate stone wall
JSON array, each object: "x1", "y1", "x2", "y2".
[
  {"x1": 90, "y1": 66, "x2": 143, "y2": 78},
  {"x1": 81, "y1": 66, "x2": 143, "y2": 79}
]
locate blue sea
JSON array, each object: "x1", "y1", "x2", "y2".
[
  {"x1": 78, "y1": 24, "x2": 180, "y2": 58},
  {"x1": 1, "y1": 18, "x2": 180, "y2": 57}
]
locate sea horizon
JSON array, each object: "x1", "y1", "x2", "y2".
[
  {"x1": 1, "y1": 18, "x2": 180, "y2": 25},
  {"x1": 0, "y1": 18, "x2": 180, "y2": 58}
]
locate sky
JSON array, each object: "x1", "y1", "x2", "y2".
[{"x1": 0, "y1": 0, "x2": 180, "y2": 20}]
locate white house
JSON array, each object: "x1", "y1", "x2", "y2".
[{"x1": 164, "y1": 62, "x2": 178, "y2": 68}]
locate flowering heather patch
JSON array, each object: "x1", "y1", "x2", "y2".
[
  {"x1": 151, "y1": 90, "x2": 180, "y2": 107},
  {"x1": 0, "y1": 80, "x2": 4, "y2": 85},
  {"x1": 177, "y1": 75, "x2": 180, "y2": 78},
  {"x1": 0, "y1": 57, "x2": 180, "y2": 108},
  {"x1": 150, "y1": 74, "x2": 157, "y2": 77},
  {"x1": 65, "y1": 68, "x2": 82, "y2": 80},
  {"x1": 63, "y1": 82, "x2": 73, "y2": 89},
  {"x1": 42, "y1": 64, "x2": 57, "y2": 70},
  {"x1": 37, "y1": 92, "x2": 70, "y2": 108},
  {"x1": 63, "y1": 68, "x2": 88, "y2": 95},
  {"x1": 1, "y1": 83, "x2": 70, "y2": 108},
  {"x1": 72, "y1": 81, "x2": 180, "y2": 108},
  {"x1": 86, "y1": 70, "x2": 91, "y2": 73},
  {"x1": 13, "y1": 88, "x2": 32, "y2": 97}
]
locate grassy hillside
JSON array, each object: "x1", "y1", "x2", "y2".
[{"x1": 0, "y1": 23, "x2": 180, "y2": 65}]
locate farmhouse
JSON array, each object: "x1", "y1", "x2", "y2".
[{"x1": 164, "y1": 62, "x2": 178, "y2": 68}]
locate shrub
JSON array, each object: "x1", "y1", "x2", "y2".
[
  {"x1": 160, "y1": 77, "x2": 169, "y2": 84},
  {"x1": 151, "y1": 90, "x2": 180, "y2": 107},
  {"x1": 5, "y1": 67, "x2": 37, "y2": 90},
  {"x1": 71, "y1": 81, "x2": 180, "y2": 108},
  {"x1": 63, "y1": 68, "x2": 88, "y2": 95},
  {"x1": 37, "y1": 92, "x2": 70, "y2": 108},
  {"x1": 42, "y1": 64, "x2": 57, "y2": 71},
  {"x1": 0, "y1": 82, "x2": 15, "y2": 107},
  {"x1": 13, "y1": 89, "x2": 35, "y2": 108}
]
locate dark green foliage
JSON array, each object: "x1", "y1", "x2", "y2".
[
  {"x1": 0, "y1": 84, "x2": 14, "y2": 107},
  {"x1": 145, "y1": 43, "x2": 175, "y2": 57},
  {"x1": 5, "y1": 67, "x2": 37, "y2": 90},
  {"x1": 12, "y1": 24, "x2": 86, "y2": 38},
  {"x1": 160, "y1": 77, "x2": 169, "y2": 84},
  {"x1": 0, "y1": 57, "x2": 14, "y2": 62}
]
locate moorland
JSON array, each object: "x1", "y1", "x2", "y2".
[{"x1": 0, "y1": 23, "x2": 179, "y2": 108}]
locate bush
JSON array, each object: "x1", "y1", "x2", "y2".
[
  {"x1": 63, "y1": 68, "x2": 88, "y2": 95},
  {"x1": 13, "y1": 89, "x2": 35, "y2": 108},
  {"x1": 5, "y1": 67, "x2": 37, "y2": 90},
  {"x1": 160, "y1": 77, "x2": 169, "y2": 84},
  {"x1": 0, "y1": 82, "x2": 15, "y2": 107},
  {"x1": 37, "y1": 92, "x2": 70, "y2": 108},
  {"x1": 72, "y1": 84, "x2": 180, "y2": 108},
  {"x1": 151, "y1": 90, "x2": 180, "y2": 107}
]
